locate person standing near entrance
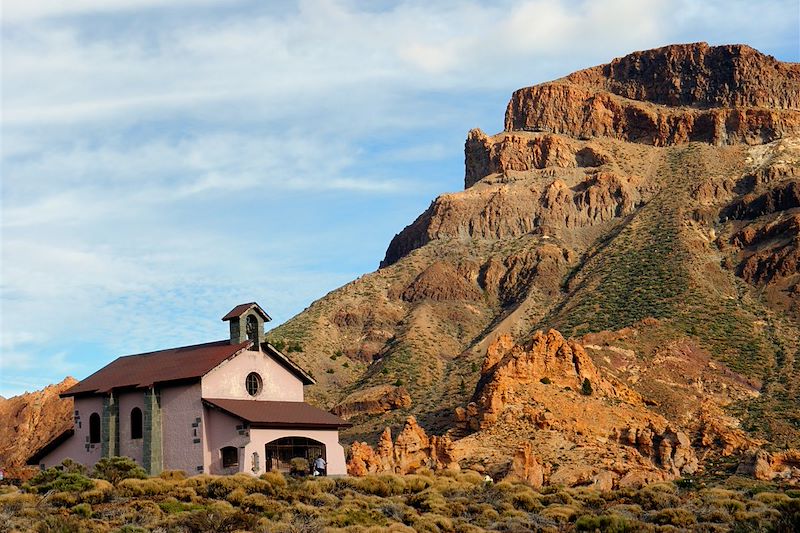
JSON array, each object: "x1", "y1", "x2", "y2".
[{"x1": 313, "y1": 456, "x2": 327, "y2": 476}]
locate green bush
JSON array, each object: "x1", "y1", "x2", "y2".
[
  {"x1": 159, "y1": 469, "x2": 187, "y2": 481},
  {"x1": 290, "y1": 457, "x2": 309, "y2": 476},
  {"x1": 649, "y1": 507, "x2": 697, "y2": 526},
  {"x1": 116, "y1": 477, "x2": 171, "y2": 497},
  {"x1": 575, "y1": 513, "x2": 637, "y2": 532},
  {"x1": 92, "y1": 456, "x2": 147, "y2": 484},
  {"x1": 70, "y1": 503, "x2": 92, "y2": 518},
  {"x1": 23, "y1": 468, "x2": 93, "y2": 494},
  {"x1": 34, "y1": 514, "x2": 85, "y2": 533},
  {"x1": 581, "y1": 378, "x2": 593, "y2": 396},
  {"x1": 775, "y1": 498, "x2": 800, "y2": 532}
]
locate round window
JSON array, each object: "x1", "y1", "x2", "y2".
[{"x1": 245, "y1": 372, "x2": 262, "y2": 396}]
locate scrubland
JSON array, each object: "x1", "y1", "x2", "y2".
[{"x1": 2, "y1": 458, "x2": 798, "y2": 532}]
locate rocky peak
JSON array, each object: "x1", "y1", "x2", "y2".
[
  {"x1": 578, "y1": 43, "x2": 800, "y2": 109},
  {"x1": 505, "y1": 43, "x2": 800, "y2": 147}
]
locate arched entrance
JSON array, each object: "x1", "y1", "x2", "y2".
[{"x1": 265, "y1": 437, "x2": 326, "y2": 473}]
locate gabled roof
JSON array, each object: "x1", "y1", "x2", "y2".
[
  {"x1": 204, "y1": 398, "x2": 350, "y2": 429},
  {"x1": 61, "y1": 340, "x2": 252, "y2": 397},
  {"x1": 222, "y1": 302, "x2": 272, "y2": 322},
  {"x1": 264, "y1": 343, "x2": 315, "y2": 385},
  {"x1": 27, "y1": 428, "x2": 75, "y2": 465}
]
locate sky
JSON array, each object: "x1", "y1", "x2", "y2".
[{"x1": 1, "y1": 0, "x2": 799, "y2": 398}]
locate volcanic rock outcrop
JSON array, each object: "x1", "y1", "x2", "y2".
[
  {"x1": 332, "y1": 385, "x2": 412, "y2": 420},
  {"x1": 347, "y1": 416, "x2": 459, "y2": 476},
  {"x1": 736, "y1": 448, "x2": 800, "y2": 483},
  {"x1": 457, "y1": 330, "x2": 641, "y2": 431},
  {"x1": 0, "y1": 377, "x2": 76, "y2": 477}
]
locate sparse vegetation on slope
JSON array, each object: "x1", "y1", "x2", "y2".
[{"x1": 2, "y1": 461, "x2": 799, "y2": 532}]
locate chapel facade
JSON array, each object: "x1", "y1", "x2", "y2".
[{"x1": 28, "y1": 303, "x2": 349, "y2": 476}]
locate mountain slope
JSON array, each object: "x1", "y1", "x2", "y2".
[{"x1": 268, "y1": 43, "x2": 800, "y2": 476}]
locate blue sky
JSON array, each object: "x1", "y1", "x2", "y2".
[{"x1": 2, "y1": 0, "x2": 798, "y2": 398}]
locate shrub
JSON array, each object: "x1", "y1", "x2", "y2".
[
  {"x1": 260, "y1": 470, "x2": 288, "y2": 488},
  {"x1": 159, "y1": 469, "x2": 187, "y2": 481},
  {"x1": 34, "y1": 514, "x2": 85, "y2": 533},
  {"x1": 512, "y1": 491, "x2": 542, "y2": 512},
  {"x1": 240, "y1": 493, "x2": 287, "y2": 516},
  {"x1": 92, "y1": 456, "x2": 147, "y2": 484},
  {"x1": 71, "y1": 502, "x2": 92, "y2": 518},
  {"x1": 80, "y1": 479, "x2": 113, "y2": 504},
  {"x1": 58, "y1": 459, "x2": 87, "y2": 476},
  {"x1": 407, "y1": 488, "x2": 448, "y2": 513},
  {"x1": 125, "y1": 499, "x2": 166, "y2": 525},
  {"x1": 116, "y1": 477, "x2": 170, "y2": 497},
  {"x1": 48, "y1": 491, "x2": 79, "y2": 507},
  {"x1": 581, "y1": 378, "x2": 593, "y2": 396},
  {"x1": 404, "y1": 474, "x2": 433, "y2": 493},
  {"x1": 170, "y1": 485, "x2": 198, "y2": 502},
  {"x1": 159, "y1": 496, "x2": 198, "y2": 514},
  {"x1": 754, "y1": 491, "x2": 791, "y2": 506},
  {"x1": 649, "y1": 507, "x2": 697, "y2": 526},
  {"x1": 634, "y1": 485, "x2": 680, "y2": 510},
  {"x1": 575, "y1": 513, "x2": 636, "y2": 532},
  {"x1": 290, "y1": 457, "x2": 309, "y2": 476},
  {"x1": 24, "y1": 468, "x2": 94, "y2": 494},
  {"x1": 775, "y1": 497, "x2": 800, "y2": 532},
  {"x1": 0, "y1": 491, "x2": 37, "y2": 512},
  {"x1": 542, "y1": 503, "x2": 579, "y2": 522},
  {"x1": 226, "y1": 486, "x2": 247, "y2": 505},
  {"x1": 540, "y1": 377, "x2": 552, "y2": 384},
  {"x1": 202, "y1": 476, "x2": 244, "y2": 499}
]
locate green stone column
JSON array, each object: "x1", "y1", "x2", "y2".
[
  {"x1": 101, "y1": 393, "x2": 120, "y2": 458},
  {"x1": 143, "y1": 387, "x2": 163, "y2": 475}
]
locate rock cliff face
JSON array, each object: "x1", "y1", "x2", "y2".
[
  {"x1": 0, "y1": 377, "x2": 76, "y2": 477},
  {"x1": 505, "y1": 43, "x2": 800, "y2": 147},
  {"x1": 332, "y1": 385, "x2": 412, "y2": 420}
]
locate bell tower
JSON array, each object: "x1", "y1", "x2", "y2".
[{"x1": 221, "y1": 302, "x2": 271, "y2": 349}]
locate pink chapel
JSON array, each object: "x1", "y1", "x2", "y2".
[{"x1": 28, "y1": 303, "x2": 349, "y2": 476}]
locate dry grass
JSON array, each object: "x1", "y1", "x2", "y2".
[{"x1": 3, "y1": 462, "x2": 799, "y2": 532}]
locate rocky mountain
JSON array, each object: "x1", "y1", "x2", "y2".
[
  {"x1": 267, "y1": 43, "x2": 800, "y2": 486},
  {"x1": 0, "y1": 377, "x2": 76, "y2": 477},
  {"x1": 6, "y1": 43, "x2": 799, "y2": 487}
]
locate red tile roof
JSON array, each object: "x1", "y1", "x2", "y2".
[
  {"x1": 61, "y1": 340, "x2": 252, "y2": 397},
  {"x1": 222, "y1": 302, "x2": 271, "y2": 322},
  {"x1": 204, "y1": 398, "x2": 350, "y2": 428}
]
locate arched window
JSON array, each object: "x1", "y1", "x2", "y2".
[
  {"x1": 245, "y1": 314, "x2": 259, "y2": 347},
  {"x1": 221, "y1": 446, "x2": 239, "y2": 468},
  {"x1": 89, "y1": 413, "x2": 101, "y2": 444},
  {"x1": 130, "y1": 407, "x2": 143, "y2": 439}
]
